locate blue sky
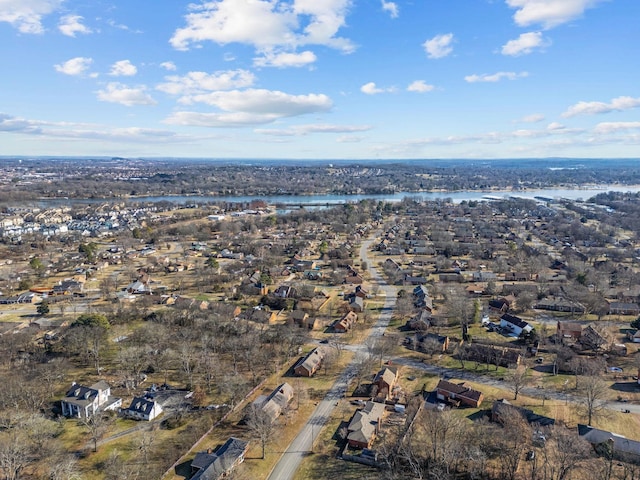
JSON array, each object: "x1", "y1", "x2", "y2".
[{"x1": 1, "y1": 0, "x2": 639, "y2": 159}]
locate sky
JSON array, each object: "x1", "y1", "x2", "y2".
[{"x1": 0, "y1": 0, "x2": 639, "y2": 160}]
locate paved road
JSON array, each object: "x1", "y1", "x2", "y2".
[{"x1": 266, "y1": 234, "x2": 395, "y2": 480}]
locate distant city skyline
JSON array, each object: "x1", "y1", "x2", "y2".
[{"x1": 1, "y1": 0, "x2": 639, "y2": 159}]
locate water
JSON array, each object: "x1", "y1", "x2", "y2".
[{"x1": 34, "y1": 184, "x2": 640, "y2": 208}]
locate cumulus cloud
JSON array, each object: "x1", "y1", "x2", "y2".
[
  {"x1": 58, "y1": 14, "x2": 92, "y2": 37},
  {"x1": 54, "y1": 57, "x2": 93, "y2": 76},
  {"x1": 562, "y1": 96, "x2": 640, "y2": 117},
  {"x1": 506, "y1": 0, "x2": 606, "y2": 29},
  {"x1": 157, "y1": 70, "x2": 255, "y2": 97},
  {"x1": 520, "y1": 113, "x2": 545, "y2": 123},
  {"x1": 254, "y1": 50, "x2": 317, "y2": 68},
  {"x1": 501, "y1": 31, "x2": 549, "y2": 56},
  {"x1": 96, "y1": 83, "x2": 157, "y2": 106},
  {"x1": 170, "y1": 0, "x2": 354, "y2": 57},
  {"x1": 0, "y1": 0, "x2": 62, "y2": 34},
  {"x1": 360, "y1": 82, "x2": 396, "y2": 95},
  {"x1": 160, "y1": 61, "x2": 177, "y2": 71},
  {"x1": 256, "y1": 123, "x2": 372, "y2": 136},
  {"x1": 465, "y1": 71, "x2": 529, "y2": 83},
  {"x1": 381, "y1": 1, "x2": 399, "y2": 18},
  {"x1": 423, "y1": 33, "x2": 454, "y2": 59},
  {"x1": 164, "y1": 89, "x2": 332, "y2": 127},
  {"x1": 109, "y1": 60, "x2": 137, "y2": 77},
  {"x1": 407, "y1": 80, "x2": 435, "y2": 93}
]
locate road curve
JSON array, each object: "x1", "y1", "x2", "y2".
[{"x1": 266, "y1": 233, "x2": 395, "y2": 480}]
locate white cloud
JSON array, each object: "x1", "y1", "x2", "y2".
[
  {"x1": 54, "y1": 57, "x2": 93, "y2": 76},
  {"x1": 381, "y1": 0, "x2": 398, "y2": 18},
  {"x1": 109, "y1": 60, "x2": 138, "y2": 77},
  {"x1": 164, "y1": 89, "x2": 332, "y2": 127},
  {"x1": 593, "y1": 122, "x2": 640, "y2": 134},
  {"x1": 423, "y1": 33, "x2": 454, "y2": 59},
  {"x1": 562, "y1": 96, "x2": 640, "y2": 117},
  {"x1": 157, "y1": 70, "x2": 255, "y2": 97},
  {"x1": 0, "y1": 0, "x2": 62, "y2": 34},
  {"x1": 256, "y1": 123, "x2": 372, "y2": 136},
  {"x1": 360, "y1": 82, "x2": 396, "y2": 95},
  {"x1": 506, "y1": 0, "x2": 606, "y2": 29},
  {"x1": 501, "y1": 31, "x2": 549, "y2": 56},
  {"x1": 170, "y1": 0, "x2": 354, "y2": 56},
  {"x1": 184, "y1": 88, "x2": 332, "y2": 114},
  {"x1": 465, "y1": 71, "x2": 529, "y2": 83},
  {"x1": 407, "y1": 80, "x2": 435, "y2": 93},
  {"x1": 254, "y1": 50, "x2": 317, "y2": 68},
  {"x1": 164, "y1": 111, "x2": 280, "y2": 127},
  {"x1": 96, "y1": 83, "x2": 157, "y2": 106},
  {"x1": 0, "y1": 112, "x2": 192, "y2": 143},
  {"x1": 547, "y1": 121, "x2": 566, "y2": 130},
  {"x1": 160, "y1": 61, "x2": 177, "y2": 71},
  {"x1": 58, "y1": 14, "x2": 92, "y2": 37},
  {"x1": 520, "y1": 113, "x2": 545, "y2": 123}
]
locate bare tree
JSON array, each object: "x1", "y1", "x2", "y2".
[
  {"x1": 81, "y1": 412, "x2": 113, "y2": 452},
  {"x1": 579, "y1": 375, "x2": 610, "y2": 426},
  {"x1": 245, "y1": 404, "x2": 276, "y2": 459},
  {"x1": 537, "y1": 426, "x2": 592, "y2": 480},
  {"x1": 507, "y1": 365, "x2": 530, "y2": 400},
  {"x1": 0, "y1": 431, "x2": 32, "y2": 480}
]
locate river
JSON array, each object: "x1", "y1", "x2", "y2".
[{"x1": 35, "y1": 184, "x2": 640, "y2": 208}]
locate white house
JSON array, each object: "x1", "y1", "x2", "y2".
[
  {"x1": 61, "y1": 381, "x2": 122, "y2": 418},
  {"x1": 500, "y1": 314, "x2": 533, "y2": 337},
  {"x1": 124, "y1": 396, "x2": 163, "y2": 421}
]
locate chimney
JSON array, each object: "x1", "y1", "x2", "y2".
[{"x1": 207, "y1": 448, "x2": 213, "y2": 455}]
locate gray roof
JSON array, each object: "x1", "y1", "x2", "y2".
[
  {"x1": 578, "y1": 424, "x2": 640, "y2": 459},
  {"x1": 191, "y1": 437, "x2": 249, "y2": 480},
  {"x1": 126, "y1": 396, "x2": 159, "y2": 416}
]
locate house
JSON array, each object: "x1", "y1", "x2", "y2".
[
  {"x1": 242, "y1": 307, "x2": 277, "y2": 325},
  {"x1": 344, "y1": 272, "x2": 364, "y2": 284},
  {"x1": 334, "y1": 311, "x2": 358, "y2": 333},
  {"x1": 535, "y1": 297, "x2": 585, "y2": 314},
  {"x1": 504, "y1": 272, "x2": 531, "y2": 282},
  {"x1": 500, "y1": 313, "x2": 532, "y2": 337},
  {"x1": 404, "y1": 274, "x2": 427, "y2": 285},
  {"x1": 491, "y1": 399, "x2": 555, "y2": 426},
  {"x1": 347, "y1": 401, "x2": 386, "y2": 449},
  {"x1": 372, "y1": 367, "x2": 398, "y2": 401},
  {"x1": 348, "y1": 296, "x2": 364, "y2": 313},
  {"x1": 472, "y1": 271, "x2": 497, "y2": 282},
  {"x1": 273, "y1": 285, "x2": 296, "y2": 299},
  {"x1": 436, "y1": 380, "x2": 484, "y2": 408},
  {"x1": 580, "y1": 325, "x2": 608, "y2": 351},
  {"x1": 557, "y1": 321, "x2": 582, "y2": 341},
  {"x1": 251, "y1": 383, "x2": 293, "y2": 423},
  {"x1": 290, "y1": 310, "x2": 318, "y2": 330},
  {"x1": 489, "y1": 298, "x2": 510, "y2": 314},
  {"x1": 123, "y1": 396, "x2": 163, "y2": 421},
  {"x1": 415, "y1": 333, "x2": 449, "y2": 353},
  {"x1": 608, "y1": 302, "x2": 640, "y2": 316},
  {"x1": 294, "y1": 348, "x2": 324, "y2": 377},
  {"x1": 190, "y1": 437, "x2": 249, "y2": 480},
  {"x1": 407, "y1": 310, "x2": 432, "y2": 331},
  {"x1": 466, "y1": 344, "x2": 522, "y2": 368},
  {"x1": 578, "y1": 424, "x2": 640, "y2": 463},
  {"x1": 628, "y1": 330, "x2": 640, "y2": 343},
  {"x1": 61, "y1": 381, "x2": 122, "y2": 418}
]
